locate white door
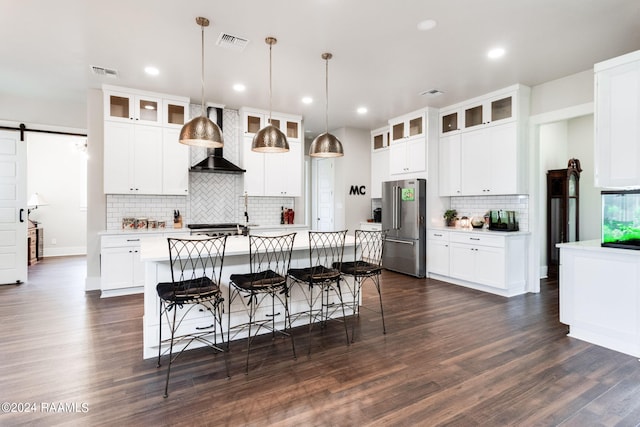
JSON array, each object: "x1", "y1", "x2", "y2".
[
  {"x1": 314, "y1": 158, "x2": 334, "y2": 231},
  {"x1": 0, "y1": 130, "x2": 27, "y2": 285}
]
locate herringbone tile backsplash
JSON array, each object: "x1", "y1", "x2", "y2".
[{"x1": 106, "y1": 108, "x2": 294, "y2": 229}]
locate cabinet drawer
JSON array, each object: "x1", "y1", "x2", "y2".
[
  {"x1": 101, "y1": 235, "x2": 148, "y2": 248},
  {"x1": 449, "y1": 232, "x2": 504, "y2": 247},
  {"x1": 427, "y1": 229, "x2": 449, "y2": 241}
]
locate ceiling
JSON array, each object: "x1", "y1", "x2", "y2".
[{"x1": 2, "y1": 0, "x2": 639, "y2": 141}]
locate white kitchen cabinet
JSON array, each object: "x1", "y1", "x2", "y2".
[
  {"x1": 240, "y1": 108, "x2": 302, "y2": 142},
  {"x1": 241, "y1": 136, "x2": 303, "y2": 197},
  {"x1": 264, "y1": 140, "x2": 303, "y2": 197},
  {"x1": 359, "y1": 222, "x2": 382, "y2": 231},
  {"x1": 371, "y1": 125, "x2": 390, "y2": 199},
  {"x1": 103, "y1": 85, "x2": 192, "y2": 195},
  {"x1": 427, "y1": 229, "x2": 450, "y2": 276},
  {"x1": 101, "y1": 235, "x2": 149, "y2": 296},
  {"x1": 594, "y1": 50, "x2": 640, "y2": 188},
  {"x1": 438, "y1": 133, "x2": 461, "y2": 196},
  {"x1": 462, "y1": 91, "x2": 516, "y2": 130},
  {"x1": 104, "y1": 121, "x2": 163, "y2": 194},
  {"x1": 163, "y1": 99, "x2": 189, "y2": 128},
  {"x1": 371, "y1": 148, "x2": 389, "y2": 199},
  {"x1": 440, "y1": 107, "x2": 462, "y2": 136},
  {"x1": 104, "y1": 89, "x2": 163, "y2": 126},
  {"x1": 389, "y1": 110, "x2": 425, "y2": 143},
  {"x1": 390, "y1": 136, "x2": 426, "y2": 175},
  {"x1": 460, "y1": 122, "x2": 520, "y2": 195},
  {"x1": 162, "y1": 128, "x2": 190, "y2": 195},
  {"x1": 427, "y1": 229, "x2": 528, "y2": 297}
]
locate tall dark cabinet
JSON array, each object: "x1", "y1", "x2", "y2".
[{"x1": 547, "y1": 158, "x2": 581, "y2": 277}]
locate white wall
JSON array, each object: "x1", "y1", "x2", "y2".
[
  {"x1": 567, "y1": 115, "x2": 599, "y2": 241},
  {"x1": 530, "y1": 70, "x2": 594, "y2": 116},
  {"x1": 27, "y1": 132, "x2": 87, "y2": 256},
  {"x1": 331, "y1": 127, "x2": 371, "y2": 233},
  {"x1": 86, "y1": 89, "x2": 105, "y2": 290}
]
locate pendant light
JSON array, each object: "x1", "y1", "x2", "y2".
[
  {"x1": 179, "y1": 17, "x2": 224, "y2": 148},
  {"x1": 309, "y1": 52, "x2": 344, "y2": 158},
  {"x1": 252, "y1": 37, "x2": 289, "y2": 153}
]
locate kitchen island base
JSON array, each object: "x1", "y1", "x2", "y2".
[{"x1": 558, "y1": 240, "x2": 640, "y2": 358}]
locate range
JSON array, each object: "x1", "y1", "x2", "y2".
[{"x1": 187, "y1": 223, "x2": 246, "y2": 237}]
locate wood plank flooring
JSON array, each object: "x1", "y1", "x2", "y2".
[{"x1": 2, "y1": 256, "x2": 640, "y2": 426}]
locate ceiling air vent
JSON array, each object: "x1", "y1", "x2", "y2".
[
  {"x1": 420, "y1": 89, "x2": 444, "y2": 97},
  {"x1": 216, "y1": 33, "x2": 249, "y2": 51},
  {"x1": 89, "y1": 65, "x2": 119, "y2": 78}
]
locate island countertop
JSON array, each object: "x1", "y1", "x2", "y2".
[{"x1": 140, "y1": 233, "x2": 356, "y2": 262}]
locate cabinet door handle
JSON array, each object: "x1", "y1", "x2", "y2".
[
  {"x1": 126, "y1": 239, "x2": 140, "y2": 242},
  {"x1": 434, "y1": 233, "x2": 442, "y2": 237},
  {"x1": 19, "y1": 208, "x2": 25, "y2": 223},
  {"x1": 470, "y1": 237, "x2": 480, "y2": 241}
]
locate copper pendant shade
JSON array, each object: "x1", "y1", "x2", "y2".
[
  {"x1": 179, "y1": 17, "x2": 224, "y2": 148},
  {"x1": 252, "y1": 37, "x2": 289, "y2": 153},
  {"x1": 309, "y1": 52, "x2": 344, "y2": 158}
]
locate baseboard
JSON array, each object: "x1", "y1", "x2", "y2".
[{"x1": 44, "y1": 246, "x2": 87, "y2": 257}]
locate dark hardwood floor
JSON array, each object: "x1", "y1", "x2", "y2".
[{"x1": 2, "y1": 256, "x2": 640, "y2": 426}]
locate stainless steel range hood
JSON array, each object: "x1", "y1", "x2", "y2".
[{"x1": 189, "y1": 106, "x2": 246, "y2": 174}]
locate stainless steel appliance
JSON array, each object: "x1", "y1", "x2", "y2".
[
  {"x1": 381, "y1": 179, "x2": 426, "y2": 277},
  {"x1": 187, "y1": 223, "x2": 245, "y2": 236}
]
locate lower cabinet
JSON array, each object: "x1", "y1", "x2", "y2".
[
  {"x1": 427, "y1": 230, "x2": 450, "y2": 276},
  {"x1": 101, "y1": 234, "x2": 157, "y2": 296},
  {"x1": 427, "y1": 229, "x2": 528, "y2": 297}
]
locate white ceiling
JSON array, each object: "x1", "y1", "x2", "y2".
[{"x1": 2, "y1": 0, "x2": 639, "y2": 141}]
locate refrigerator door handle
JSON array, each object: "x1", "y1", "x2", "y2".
[
  {"x1": 394, "y1": 185, "x2": 402, "y2": 229},
  {"x1": 386, "y1": 238, "x2": 415, "y2": 246}
]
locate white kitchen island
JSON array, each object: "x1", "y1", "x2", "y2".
[
  {"x1": 140, "y1": 233, "x2": 356, "y2": 359},
  {"x1": 558, "y1": 240, "x2": 640, "y2": 357}
]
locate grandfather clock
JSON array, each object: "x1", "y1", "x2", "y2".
[{"x1": 547, "y1": 158, "x2": 581, "y2": 278}]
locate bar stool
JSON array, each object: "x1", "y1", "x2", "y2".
[
  {"x1": 288, "y1": 230, "x2": 349, "y2": 354},
  {"x1": 339, "y1": 229, "x2": 386, "y2": 342},
  {"x1": 156, "y1": 236, "x2": 229, "y2": 398},
  {"x1": 227, "y1": 233, "x2": 297, "y2": 374}
]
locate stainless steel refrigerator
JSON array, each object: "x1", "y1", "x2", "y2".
[{"x1": 381, "y1": 178, "x2": 426, "y2": 278}]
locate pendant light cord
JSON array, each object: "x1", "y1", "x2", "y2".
[
  {"x1": 200, "y1": 22, "x2": 205, "y2": 115},
  {"x1": 268, "y1": 41, "x2": 273, "y2": 123},
  {"x1": 325, "y1": 57, "x2": 329, "y2": 134}
]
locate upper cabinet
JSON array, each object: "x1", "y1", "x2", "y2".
[
  {"x1": 370, "y1": 127, "x2": 390, "y2": 199},
  {"x1": 439, "y1": 86, "x2": 520, "y2": 136},
  {"x1": 104, "y1": 89, "x2": 163, "y2": 126},
  {"x1": 241, "y1": 108, "x2": 301, "y2": 142},
  {"x1": 438, "y1": 84, "x2": 530, "y2": 196},
  {"x1": 239, "y1": 107, "x2": 304, "y2": 197},
  {"x1": 389, "y1": 110, "x2": 425, "y2": 143},
  {"x1": 387, "y1": 108, "x2": 437, "y2": 179},
  {"x1": 594, "y1": 50, "x2": 640, "y2": 188},
  {"x1": 102, "y1": 85, "x2": 191, "y2": 195}
]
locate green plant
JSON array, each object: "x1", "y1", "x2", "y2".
[{"x1": 444, "y1": 209, "x2": 458, "y2": 223}]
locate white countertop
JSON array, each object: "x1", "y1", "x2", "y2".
[
  {"x1": 100, "y1": 223, "x2": 309, "y2": 236},
  {"x1": 428, "y1": 225, "x2": 531, "y2": 236},
  {"x1": 140, "y1": 233, "x2": 355, "y2": 262},
  {"x1": 557, "y1": 239, "x2": 640, "y2": 256}
]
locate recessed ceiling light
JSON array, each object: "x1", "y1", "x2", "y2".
[
  {"x1": 357, "y1": 107, "x2": 368, "y2": 114},
  {"x1": 488, "y1": 47, "x2": 506, "y2": 59},
  {"x1": 233, "y1": 83, "x2": 246, "y2": 92},
  {"x1": 302, "y1": 96, "x2": 313, "y2": 104},
  {"x1": 144, "y1": 66, "x2": 159, "y2": 76},
  {"x1": 417, "y1": 19, "x2": 437, "y2": 31}
]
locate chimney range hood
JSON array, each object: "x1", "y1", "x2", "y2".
[{"x1": 189, "y1": 106, "x2": 246, "y2": 174}]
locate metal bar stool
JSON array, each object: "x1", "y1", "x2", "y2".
[
  {"x1": 227, "y1": 233, "x2": 297, "y2": 374},
  {"x1": 339, "y1": 229, "x2": 387, "y2": 342},
  {"x1": 156, "y1": 236, "x2": 229, "y2": 398},
  {"x1": 288, "y1": 230, "x2": 349, "y2": 354}
]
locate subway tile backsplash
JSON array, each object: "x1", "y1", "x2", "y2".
[
  {"x1": 105, "y1": 107, "x2": 293, "y2": 230},
  {"x1": 450, "y1": 195, "x2": 529, "y2": 231}
]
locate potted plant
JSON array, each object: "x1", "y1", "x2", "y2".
[{"x1": 444, "y1": 209, "x2": 458, "y2": 227}]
